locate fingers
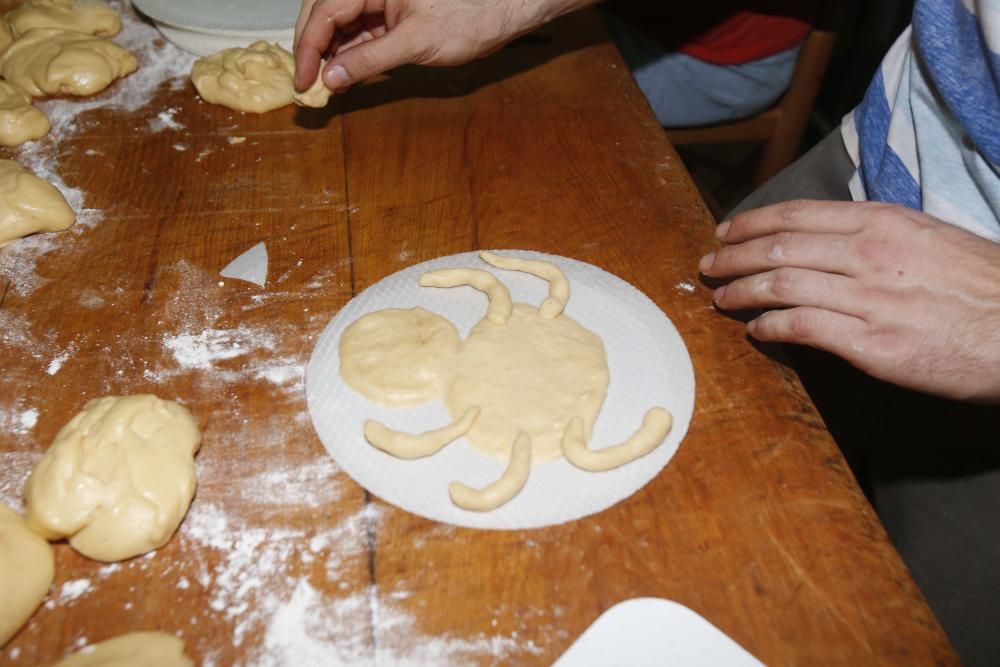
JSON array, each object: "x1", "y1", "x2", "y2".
[
  {"x1": 294, "y1": 0, "x2": 376, "y2": 90},
  {"x1": 714, "y1": 267, "x2": 868, "y2": 316},
  {"x1": 719, "y1": 200, "x2": 872, "y2": 244},
  {"x1": 322, "y1": 21, "x2": 419, "y2": 90},
  {"x1": 700, "y1": 232, "x2": 862, "y2": 278},
  {"x1": 747, "y1": 307, "x2": 870, "y2": 363}
]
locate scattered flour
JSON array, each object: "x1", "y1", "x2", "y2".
[
  {"x1": 148, "y1": 108, "x2": 185, "y2": 132},
  {"x1": 675, "y1": 281, "x2": 697, "y2": 293},
  {"x1": 57, "y1": 579, "x2": 94, "y2": 604}
]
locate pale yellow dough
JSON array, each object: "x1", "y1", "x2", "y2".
[
  {"x1": 6, "y1": 0, "x2": 121, "y2": 38},
  {"x1": 340, "y1": 307, "x2": 461, "y2": 406},
  {"x1": 0, "y1": 504, "x2": 54, "y2": 648},
  {"x1": 0, "y1": 27, "x2": 137, "y2": 97},
  {"x1": 479, "y1": 250, "x2": 569, "y2": 319},
  {"x1": 365, "y1": 407, "x2": 480, "y2": 459},
  {"x1": 562, "y1": 407, "x2": 673, "y2": 471},
  {"x1": 0, "y1": 80, "x2": 50, "y2": 145},
  {"x1": 0, "y1": 18, "x2": 13, "y2": 53},
  {"x1": 446, "y1": 303, "x2": 609, "y2": 464},
  {"x1": 449, "y1": 432, "x2": 532, "y2": 511},
  {"x1": 191, "y1": 41, "x2": 331, "y2": 114},
  {"x1": 0, "y1": 159, "x2": 74, "y2": 247},
  {"x1": 420, "y1": 268, "x2": 513, "y2": 324},
  {"x1": 24, "y1": 395, "x2": 201, "y2": 562},
  {"x1": 52, "y1": 631, "x2": 193, "y2": 667}
]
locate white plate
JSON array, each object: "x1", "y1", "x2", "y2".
[
  {"x1": 132, "y1": 0, "x2": 299, "y2": 32},
  {"x1": 554, "y1": 598, "x2": 766, "y2": 667},
  {"x1": 305, "y1": 251, "x2": 696, "y2": 530},
  {"x1": 153, "y1": 23, "x2": 292, "y2": 57}
]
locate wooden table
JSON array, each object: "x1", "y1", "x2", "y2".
[{"x1": 0, "y1": 7, "x2": 957, "y2": 666}]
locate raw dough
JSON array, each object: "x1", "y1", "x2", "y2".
[
  {"x1": 0, "y1": 504, "x2": 54, "y2": 648},
  {"x1": 480, "y1": 250, "x2": 569, "y2": 319},
  {"x1": 23, "y1": 395, "x2": 201, "y2": 562},
  {"x1": 365, "y1": 407, "x2": 480, "y2": 459},
  {"x1": 340, "y1": 307, "x2": 460, "y2": 406},
  {"x1": 0, "y1": 80, "x2": 50, "y2": 145},
  {"x1": 0, "y1": 18, "x2": 12, "y2": 53},
  {"x1": 562, "y1": 408, "x2": 673, "y2": 471},
  {"x1": 0, "y1": 28, "x2": 137, "y2": 97},
  {"x1": 292, "y1": 58, "x2": 332, "y2": 108},
  {"x1": 6, "y1": 0, "x2": 121, "y2": 38},
  {"x1": 420, "y1": 268, "x2": 513, "y2": 324},
  {"x1": 0, "y1": 159, "x2": 74, "y2": 247},
  {"x1": 191, "y1": 41, "x2": 331, "y2": 114},
  {"x1": 52, "y1": 631, "x2": 193, "y2": 667},
  {"x1": 445, "y1": 303, "x2": 609, "y2": 464},
  {"x1": 449, "y1": 432, "x2": 532, "y2": 511}
]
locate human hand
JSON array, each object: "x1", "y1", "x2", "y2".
[
  {"x1": 293, "y1": 0, "x2": 592, "y2": 93},
  {"x1": 699, "y1": 200, "x2": 1000, "y2": 402}
]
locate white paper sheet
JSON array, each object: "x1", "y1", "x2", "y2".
[{"x1": 305, "y1": 251, "x2": 696, "y2": 530}]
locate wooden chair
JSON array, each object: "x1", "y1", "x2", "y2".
[{"x1": 665, "y1": 15, "x2": 838, "y2": 188}]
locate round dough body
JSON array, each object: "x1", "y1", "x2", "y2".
[
  {"x1": 0, "y1": 27, "x2": 137, "y2": 97},
  {"x1": 0, "y1": 159, "x2": 74, "y2": 247},
  {"x1": 445, "y1": 303, "x2": 609, "y2": 464},
  {"x1": 52, "y1": 632, "x2": 193, "y2": 667},
  {"x1": 6, "y1": 0, "x2": 121, "y2": 37},
  {"x1": 24, "y1": 395, "x2": 201, "y2": 562},
  {"x1": 0, "y1": 81, "x2": 50, "y2": 146},
  {"x1": 0, "y1": 504, "x2": 54, "y2": 647},
  {"x1": 340, "y1": 307, "x2": 460, "y2": 406}
]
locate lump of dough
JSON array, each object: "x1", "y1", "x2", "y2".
[
  {"x1": 52, "y1": 631, "x2": 193, "y2": 667},
  {"x1": 292, "y1": 58, "x2": 332, "y2": 108},
  {"x1": 23, "y1": 395, "x2": 202, "y2": 562},
  {"x1": 0, "y1": 18, "x2": 13, "y2": 53},
  {"x1": 191, "y1": 41, "x2": 330, "y2": 114},
  {"x1": 0, "y1": 81, "x2": 50, "y2": 146},
  {"x1": 340, "y1": 307, "x2": 461, "y2": 406},
  {"x1": 0, "y1": 504, "x2": 54, "y2": 648},
  {"x1": 449, "y1": 432, "x2": 532, "y2": 511},
  {"x1": 0, "y1": 159, "x2": 74, "y2": 247},
  {"x1": 0, "y1": 27, "x2": 136, "y2": 98},
  {"x1": 6, "y1": 0, "x2": 121, "y2": 37},
  {"x1": 561, "y1": 407, "x2": 673, "y2": 472}
]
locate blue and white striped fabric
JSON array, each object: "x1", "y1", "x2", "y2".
[{"x1": 841, "y1": 0, "x2": 1000, "y2": 241}]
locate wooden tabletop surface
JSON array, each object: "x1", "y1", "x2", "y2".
[{"x1": 0, "y1": 5, "x2": 957, "y2": 666}]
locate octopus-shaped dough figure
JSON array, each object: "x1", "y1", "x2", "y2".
[{"x1": 339, "y1": 251, "x2": 673, "y2": 511}]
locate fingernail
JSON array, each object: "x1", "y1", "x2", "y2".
[
  {"x1": 698, "y1": 252, "x2": 715, "y2": 273},
  {"x1": 716, "y1": 221, "x2": 730, "y2": 238},
  {"x1": 324, "y1": 65, "x2": 350, "y2": 91},
  {"x1": 747, "y1": 318, "x2": 758, "y2": 334},
  {"x1": 713, "y1": 285, "x2": 726, "y2": 303}
]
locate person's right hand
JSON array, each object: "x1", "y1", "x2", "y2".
[{"x1": 293, "y1": 0, "x2": 592, "y2": 93}]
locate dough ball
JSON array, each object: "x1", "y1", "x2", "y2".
[
  {"x1": 0, "y1": 159, "x2": 74, "y2": 247},
  {"x1": 0, "y1": 504, "x2": 54, "y2": 648},
  {"x1": 52, "y1": 631, "x2": 193, "y2": 667},
  {"x1": 445, "y1": 304, "x2": 609, "y2": 464},
  {"x1": 24, "y1": 395, "x2": 202, "y2": 562},
  {"x1": 340, "y1": 307, "x2": 461, "y2": 406},
  {"x1": 0, "y1": 27, "x2": 137, "y2": 97},
  {"x1": 6, "y1": 0, "x2": 121, "y2": 37},
  {"x1": 0, "y1": 18, "x2": 13, "y2": 54},
  {"x1": 0, "y1": 81, "x2": 50, "y2": 146},
  {"x1": 191, "y1": 41, "x2": 331, "y2": 113}
]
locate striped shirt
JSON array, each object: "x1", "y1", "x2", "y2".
[{"x1": 841, "y1": 0, "x2": 1000, "y2": 241}]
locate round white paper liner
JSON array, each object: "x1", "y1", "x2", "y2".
[
  {"x1": 132, "y1": 0, "x2": 299, "y2": 32},
  {"x1": 306, "y1": 251, "x2": 696, "y2": 530}
]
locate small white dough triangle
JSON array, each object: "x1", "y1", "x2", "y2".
[{"x1": 220, "y1": 242, "x2": 268, "y2": 287}]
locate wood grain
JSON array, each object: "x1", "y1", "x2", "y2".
[{"x1": 0, "y1": 6, "x2": 955, "y2": 666}]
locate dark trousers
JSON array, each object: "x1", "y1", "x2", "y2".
[{"x1": 727, "y1": 131, "x2": 1000, "y2": 667}]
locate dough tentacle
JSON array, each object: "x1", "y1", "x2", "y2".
[
  {"x1": 419, "y1": 268, "x2": 513, "y2": 324},
  {"x1": 561, "y1": 407, "x2": 673, "y2": 472},
  {"x1": 364, "y1": 407, "x2": 480, "y2": 459},
  {"x1": 449, "y1": 432, "x2": 531, "y2": 511},
  {"x1": 479, "y1": 250, "x2": 570, "y2": 319}
]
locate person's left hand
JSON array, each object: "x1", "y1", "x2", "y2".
[{"x1": 699, "y1": 199, "x2": 1000, "y2": 402}]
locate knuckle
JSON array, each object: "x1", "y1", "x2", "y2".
[
  {"x1": 788, "y1": 309, "x2": 817, "y2": 340},
  {"x1": 768, "y1": 268, "x2": 800, "y2": 300},
  {"x1": 767, "y1": 232, "x2": 796, "y2": 262},
  {"x1": 777, "y1": 199, "x2": 810, "y2": 224}
]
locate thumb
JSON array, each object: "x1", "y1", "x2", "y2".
[{"x1": 323, "y1": 27, "x2": 417, "y2": 90}]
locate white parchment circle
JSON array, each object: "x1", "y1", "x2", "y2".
[{"x1": 305, "y1": 251, "x2": 695, "y2": 530}]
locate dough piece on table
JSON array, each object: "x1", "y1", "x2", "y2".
[
  {"x1": 0, "y1": 18, "x2": 13, "y2": 53},
  {"x1": 445, "y1": 303, "x2": 609, "y2": 464},
  {"x1": 0, "y1": 159, "x2": 74, "y2": 247},
  {"x1": 420, "y1": 268, "x2": 514, "y2": 324},
  {"x1": 293, "y1": 59, "x2": 332, "y2": 108},
  {"x1": 562, "y1": 408, "x2": 673, "y2": 471},
  {"x1": 365, "y1": 406, "x2": 480, "y2": 459},
  {"x1": 52, "y1": 631, "x2": 193, "y2": 667},
  {"x1": 479, "y1": 251, "x2": 570, "y2": 319},
  {"x1": 6, "y1": 0, "x2": 121, "y2": 38},
  {"x1": 0, "y1": 80, "x2": 50, "y2": 145},
  {"x1": 340, "y1": 307, "x2": 461, "y2": 406},
  {"x1": 190, "y1": 41, "x2": 294, "y2": 114},
  {"x1": 0, "y1": 504, "x2": 54, "y2": 648},
  {"x1": 449, "y1": 432, "x2": 532, "y2": 511},
  {"x1": 0, "y1": 28, "x2": 137, "y2": 97},
  {"x1": 23, "y1": 395, "x2": 202, "y2": 562}
]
